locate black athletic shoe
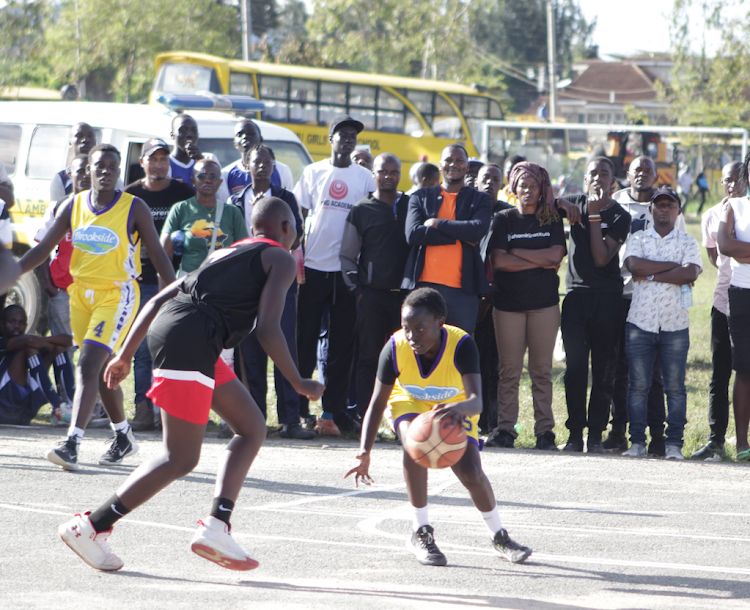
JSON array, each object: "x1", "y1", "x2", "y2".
[
  {"x1": 333, "y1": 412, "x2": 362, "y2": 434},
  {"x1": 648, "y1": 436, "x2": 666, "y2": 457},
  {"x1": 586, "y1": 437, "x2": 605, "y2": 454},
  {"x1": 535, "y1": 430, "x2": 558, "y2": 451},
  {"x1": 99, "y1": 428, "x2": 139, "y2": 465},
  {"x1": 46, "y1": 436, "x2": 80, "y2": 471},
  {"x1": 602, "y1": 429, "x2": 628, "y2": 452},
  {"x1": 492, "y1": 528, "x2": 532, "y2": 564},
  {"x1": 562, "y1": 438, "x2": 584, "y2": 452},
  {"x1": 408, "y1": 525, "x2": 447, "y2": 566},
  {"x1": 485, "y1": 429, "x2": 515, "y2": 448},
  {"x1": 280, "y1": 423, "x2": 316, "y2": 440}
]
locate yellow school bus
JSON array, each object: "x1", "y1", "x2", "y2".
[{"x1": 151, "y1": 52, "x2": 504, "y2": 190}]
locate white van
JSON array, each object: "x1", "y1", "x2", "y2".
[{"x1": 0, "y1": 101, "x2": 312, "y2": 331}]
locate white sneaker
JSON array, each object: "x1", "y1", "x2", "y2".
[
  {"x1": 665, "y1": 445, "x2": 685, "y2": 460},
  {"x1": 622, "y1": 442, "x2": 647, "y2": 457},
  {"x1": 190, "y1": 516, "x2": 259, "y2": 571},
  {"x1": 58, "y1": 512, "x2": 123, "y2": 571}
]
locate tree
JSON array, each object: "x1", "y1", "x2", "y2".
[
  {"x1": 43, "y1": 0, "x2": 243, "y2": 103},
  {"x1": 666, "y1": 0, "x2": 750, "y2": 128},
  {"x1": 0, "y1": 1, "x2": 51, "y2": 92}
]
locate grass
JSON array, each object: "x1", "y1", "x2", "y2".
[{"x1": 31, "y1": 211, "x2": 727, "y2": 454}]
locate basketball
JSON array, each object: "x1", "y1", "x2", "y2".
[{"x1": 404, "y1": 409, "x2": 468, "y2": 469}]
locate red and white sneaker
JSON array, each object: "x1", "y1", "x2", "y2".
[
  {"x1": 59, "y1": 512, "x2": 124, "y2": 571},
  {"x1": 190, "y1": 516, "x2": 259, "y2": 571}
]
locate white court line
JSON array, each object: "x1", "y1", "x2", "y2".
[{"x1": 3, "y1": 502, "x2": 750, "y2": 577}]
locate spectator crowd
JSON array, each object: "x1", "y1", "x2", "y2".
[{"x1": 4, "y1": 111, "x2": 750, "y2": 467}]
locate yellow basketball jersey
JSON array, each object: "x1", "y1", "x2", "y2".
[
  {"x1": 389, "y1": 325, "x2": 468, "y2": 407},
  {"x1": 69, "y1": 190, "x2": 141, "y2": 284}
]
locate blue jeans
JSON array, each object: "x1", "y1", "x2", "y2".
[
  {"x1": 133, "y1": 282, "x2": 159, "y2": 405},
  {"x1": 624, "y1": 323, "x2": 689, "y2": 447}
]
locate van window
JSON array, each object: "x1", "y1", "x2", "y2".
[
  {"x1": 199, "y1": 139, "x2": 311, "y2": 185},
  {"x1": 0, "y1": 124, "x2": 22, "y2": 175},
  {"x1": 26, "y1": 126, "x2": 69, "y2": 180},
  {"x1": 156, "y1": 62, "x2": 222, "y2": 95}
]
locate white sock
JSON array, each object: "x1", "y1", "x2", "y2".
[
  {"x1": 480, "y1": 506, "x2": 503, "y2": 536},
  {"x1": 68, "y1": 426, "x2": 85, "y2": 441},
  {"x1": 112, "y1": 420, "x2": 129, "y2": 433},
  {"x1": 411, "y1": 504, "x2": 430, "y2": 531}
]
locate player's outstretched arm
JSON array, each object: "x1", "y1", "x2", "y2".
[
  {"x1": 105, "y1": 281, "x2": 181, "y2": 389},
  {"x1": 345, "y1": 379, "x2": 394, "y2": 487},
  {"x1": 435, "y1": 373, "x2": 483, "y2": 427},
  {"x1": 132, "y1": 199, "x2": 177, "y2": 285},
  {"x1": 256, "y1": 246, "x2": 324, "y2": 401},
  {"x1": 19, "y1": 201, "x2": 71, "y2": 274}
]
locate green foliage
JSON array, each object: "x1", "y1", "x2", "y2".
[
  {"x1": 0, "y1": 1, "x2": 51, "y2": 90},
  {"x1": 667, "y1": 0, "x2": 750, "y2": 128},
  {"x1": 43, "y1": 0, "x2": 244, "y2": 103}
]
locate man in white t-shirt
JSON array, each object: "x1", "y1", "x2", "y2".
[
  {"x1": 293, "y1": 115, "x2": 376, "y2": 437},
  {"x1": 693, "y1": 161, "x2": 742, "y2": 461},
  {"x1": 216, "y1": 119, "x2": 294, "y2": 203}
]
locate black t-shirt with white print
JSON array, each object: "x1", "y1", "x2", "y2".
[
  {"x1": 488, "y1": 208, "x2": 567, "y2": 312},
  {"x1": 562, "y1": 194, "x2": 631, "y2": 293}
]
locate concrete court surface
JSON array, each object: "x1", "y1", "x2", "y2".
[{"x1": 1, "y1": 425, "x2": 750, "y2": 610}]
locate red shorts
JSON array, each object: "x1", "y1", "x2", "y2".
[{"x1": 146, "y1": 357, "x2": 237, "y2": 425}]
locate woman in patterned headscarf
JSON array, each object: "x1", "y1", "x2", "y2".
[{"x1": 485, "y1": 161, "x2": 566, "y2": 451}]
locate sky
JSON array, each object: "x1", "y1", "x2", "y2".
[{"x1": 577, "y1": 0, "x2": 733, "y2": 59}]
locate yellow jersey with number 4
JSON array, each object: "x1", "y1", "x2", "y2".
[{"x1": 69, "y1": 190, "x2": 141, "y2": 285}]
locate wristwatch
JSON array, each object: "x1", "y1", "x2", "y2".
[{"x1": 647, "y1": 275, "x2": 655, "y2": 281}]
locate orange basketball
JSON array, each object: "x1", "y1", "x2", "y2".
[{"x1": 405, "y1": 410, "x2": 468, "y2": 469}]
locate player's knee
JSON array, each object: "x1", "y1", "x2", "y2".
[
  {"x1": 166, "y1": 451, "x2": 200, "y2": 477},
  {"x1": 454, "y1": 462, "x2": 485, "y2": 488}
]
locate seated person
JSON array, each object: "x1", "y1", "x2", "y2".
[{"x1": 0, "y1": 305, "x2": 71, "y2": 425}]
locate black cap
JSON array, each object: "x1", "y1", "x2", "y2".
[
  {"x1": 141, "y1": 138, "x2": 170, "y2": 158},
  {"x1": 329, "y1": 115, "x2": 364, "y2": 137},
  {"x1": 468, "y1": 157, "x2": 484, "y2": 167},
  {"x1": 650, "y1": 186, "x2": 681, "y2": 205}
]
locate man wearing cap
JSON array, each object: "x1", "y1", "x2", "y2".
[
  {"x1": 465, "y1": 157, "x2": 484, "y2": 188},
  {"x1": 604, "y1": 156, "x2": 688, "y2": 455},
  {"x1": 216, "y1": 118, "x2": 294, "y2": 204},
  {"x1": 293, "y1": 115, "x2": 376, "y2": 436},
  {"x1": 621, "y1": 187, "x2": 702, "y2": 459},
  {"x1": 125, "y1": 139, "x2": 195, "y2": 431}
]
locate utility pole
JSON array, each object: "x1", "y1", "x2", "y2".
[
  {"x1": 546, "y1": 1, "x2": 557, "y2": 122},
  {"x1": 241, "y1": 0, "x2": 253, "y2": 61}
]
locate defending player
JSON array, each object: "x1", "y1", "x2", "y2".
[
  {"x1": 57, "y1": 197, "x2": 324, "y2": 572},
  {"x1": 345, "y1": 288, "x2": 532, "y2": 566},
  {"x1": 20, "y1": 144, "x2": 177, "y2": 470}
]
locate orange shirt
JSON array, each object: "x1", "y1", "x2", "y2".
[{"x1": 419, "y1": 190, "x2": 463, "y2": 288}]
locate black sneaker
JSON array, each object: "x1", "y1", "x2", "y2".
[
  {"x1": 648, "y1": 436, "x2": 666, "y2": 457},
  {"x1": 280, "y1": 423, "x2": 316, "y2": 440},
  {"x1": 408, "y1": 525, "x2": 447, "y2": 566},
  {"x1": 602, "y1": 429, "x2": 628, "y2": 452},
  {"x1": 485, "y1": 429, "x2": 515, "y2": 448},
  {"x1": 690, "y1": 440, "x2": 726, "y2": 460},
  {"x1": 562, "y1": 437, "x2": 584, "y2": 452},
  {"x1": 46, "y1": 436, "x2": 80, "y2": 471},
  {"x1": 586, "y1": 437, "x2": 605, "y2": 454},
  {"x1": 333, "y1": 412, "x2": 362, "y2": 434},
  {"x1": 99, "y1": 428, "x2": 139, "y2": 465},
  {"x1": 535, "y1": 430, "x2": 558, "y2": 451},
  {"x1": 492, "y1": 528, "x2": 532, "y2": 563}
]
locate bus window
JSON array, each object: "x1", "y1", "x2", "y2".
[
  {"x1": 26, "y1": 126, "x2": 69, "y2": 180},
  {"x1": 289, "y1": 79, "x2": 317, "y2": 124},
  {"x1": 490, "y1": 99, "x2": 503, "y2": 119},
  {"x1": 230, "y1": 72, "x2": 254, "y2": 96},
  {"x1": 349, "y1": 85, "x2": 376, "y2": 131},
  {"x1": 433, "y1": 94, "x2": 463, "y2": 139},
  {"x1": 155, "y1": 62, "x2": 222, "y2": 95},
  {"x1": 0, "y1": 124, "x2": 22, "y2": 175},
  {"x1": 407, "y1": 90, "x2": 433, "y2": 120},
  {"x1": 377, "y1": 89, "x2": 404, "y2": 133},
  {"x1": 318, "y1": 81, "x2": 347, "y2": 126},
  {"x1": 461, "y1": 95, "x2": 491, "y2": 149},
  {"x1": 259, "y1": 75, "x2": 289, "y2": 122}
]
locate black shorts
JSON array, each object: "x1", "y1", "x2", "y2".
[
  {"x1": 728, "y1": 286, "x2": 750, "y2": 373},
  {"x1": 146, "y1": 298, "x2": 235, "y2": 424}
]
